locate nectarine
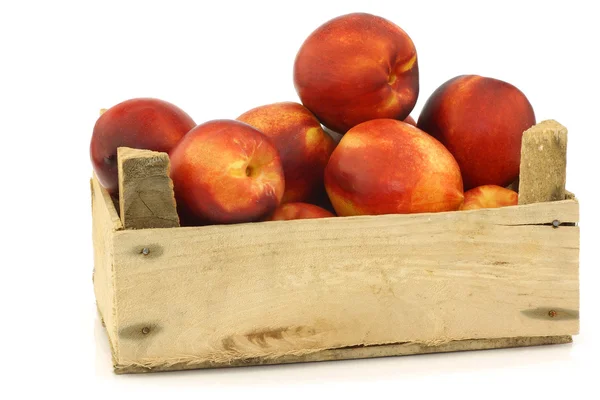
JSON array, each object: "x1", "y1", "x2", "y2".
[
  {"x1": 266, "y1": 202, "x2": 335, "y2": 221},
  {"x1": 459, "y1": 185, "x2": 518, "y2": 210},
  {"x1": 169, "y1": 120, "x2": 285, "y2": 224},
  {"x1": 90, "y1": 98, "x2": 195, "y2": 193},
  {"x1": 237, "y1": 102, "x2": 335, "y2": 203},
  {"x1": 325, "y1": 119, "x2": 464, "y2": 216},
  {"x1": 294, "y1": 13, "x2": 419, "y2": 133},
  {"x1": 417, "y1": 75, "x2": 535, "y2": 190}
]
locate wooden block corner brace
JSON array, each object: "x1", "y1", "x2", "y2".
[
  {"x1": 117, "y1": 147, "x2": 180, "y2": 229},
  {"x1": 518, "y1": 120, "x2": 568, "y2": 205}
]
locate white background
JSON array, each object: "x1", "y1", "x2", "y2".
[{"x1": 1, "y1": 0, "x2": 598, "y2": 398}]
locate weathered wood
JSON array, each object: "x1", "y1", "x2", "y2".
[
  {"x1": 518, "y1": 120, "x2": 568, "y2": 205},
  {"x1": 90, "y1": 171, "x2": 579, "y2": 371},
  {"x1": 91, "y1": 175, "x2": 122, "y2": 362},
  {"x1": 117, "y1": 147, "x2": 179, "y2": 229},
  {"x1": 114, "y1": 335, "x2": 573, "y2": 374}
]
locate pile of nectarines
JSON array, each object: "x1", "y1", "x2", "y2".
[{"x1": 90, "y1": 12, "x2": 535, "y2": 225}]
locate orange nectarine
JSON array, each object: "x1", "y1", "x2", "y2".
[
  {"x1": 237, "y1": 102, "x2": 335, "y2": 203},
  {"x1": 459, "y1": 185, "x2": 518, "y2": 210},
  {"x1": 169, "y1": 120, "x2": 284, "y2": 224},
  {"x1": 325, "y1": 119, "x2": 464, "y2": 216}
]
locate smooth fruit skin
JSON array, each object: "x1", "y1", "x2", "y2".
[
  {"x1": 169, "y1": 120, "x2": 285, "y2": 224},
  {"x1": 325, "y1": 119, "x2": 464, "y2": 216},
  {"x1": 90, "y1": 98, "x2": 196, "y2": 193},
  {"x1": 417, "y1": 75, "x2": 536, "y2": 190},
  {"x1": 459, "y1": 185, "x2": 518, "y2": 210},
  {"x1": 294, "y1": 13, "x2": 419, "y2": 133},
  {"x1": 237, "y1": 102, "x2": 335, "y2": 203},
  {"x1": 266, "y1": 202, "x2": 335, "y2": 221}
]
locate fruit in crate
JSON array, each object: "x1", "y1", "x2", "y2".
[
  {"x1": 266, "y1": 202, "x2": 335, "y2": 221},
  {"x1": 417, "y1": 75, "x2": 536, "y2": 190},
  {"x1": 237, "y1": 102, "x2": 335, "y2": 203},
  {"x1": 459, "y1": 185, "x2": 519, "y2": 210},
  {"x1": 325, "y1": 119, "x2": 464, "y2": 216},
  {"x1": 169, "y1": 120, "x2": 285, "y2": 224},
  {"x1": 294, "y1": 13, "x2": 419, "y2": 133},
  {"x1": 90, "y1": 98, "x2": 196, "y2": 193}
]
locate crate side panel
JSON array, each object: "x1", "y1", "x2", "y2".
[
  {"x1": 91, "y1": 176, "x2": 121, "y2": 358},
  {"x1": 112, "y1": 200, "x2": 579, "y2": 368}
]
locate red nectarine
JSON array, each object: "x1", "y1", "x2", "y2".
[
  {"x1": 417, "y1": 75, "x2": 535, "y2": 190},
  {"x1": 169, "y1": 120, "x2": 285, "y2": 224},
  {"x1": 294, "y1": 13, "x2": 419, "y2": 133},
  {"x1": 266, "y1": 202, "x2": 335, "y2": 221},
  {"x1": 459, "y1": 185, "x2": 518, "y2": 210},
  {"x1": 237, "y1": 102, "x2": 335, "y2": 203},
  {"x1": 90, "y1": 98, "x2": 195, "y2": 193},
  {"x1": 325, "y1": 119, "x2": 464, "y2": 216}
]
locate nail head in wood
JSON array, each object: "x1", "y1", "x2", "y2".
[
  {"x1": 548, "y1": 310, "x2": 557, "y2": 318},
  {"x1": 552, "y1": 220, "x2": 560, "y2": 228},
  {"x1": 142, "y1": 327, "x2": 150, "y2": 335},
  {"x1": 141, "y1": 247, "x2": 150, "y2": 255}
]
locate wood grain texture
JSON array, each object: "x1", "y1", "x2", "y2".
[
  {"x1": 91, "y1": 175, "x2": 122, "y2": 361},
  {"x1": 104, "y1": 196, "x2": 578, "y2": 370},
  {"x1": 114, "y1": 335, "x2": 572, "y2": 374},
  {"x1": 117, "y1": 147, "x2": 179, "y2": 229},
  {"x1": 519, "y1": 120, "x2": 568, "y2": 204}
]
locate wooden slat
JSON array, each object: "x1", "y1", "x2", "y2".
[
  {"x1": 108, "y1": 198, "x2": 579, "y2": 369},
  {"x1": 117, "y1": 147, "x2": 180, "y2": 229},
  {"x1": 91, "y1": 175, "x2": 122, "y2": 361},
  {"x1": 519, "y1": 120, "x2": 568, "y2": 204},
  {"x1": 114, "y1": 335, "x2": 572, "y2": 374}
]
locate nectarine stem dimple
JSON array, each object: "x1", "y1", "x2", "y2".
[
  {"x1": 245, "y1": 166, "x2": 253, "y2": 177},
  {"x1": 388, "y1": 73, "x2": 397, "y2": 85}
]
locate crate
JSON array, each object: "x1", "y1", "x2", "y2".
[{"x1": 92, "y1": 120, "x2": 579, "y2": 374}]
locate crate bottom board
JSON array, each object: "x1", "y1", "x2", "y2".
[{"x1": 98, "y1": 311, "x2": 572, "y2": 374}]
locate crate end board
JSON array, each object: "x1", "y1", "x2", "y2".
[
  {"x1": 111, "y1": 335, "x2": 572, "y2": 374},
  {"x1": 117, "y1": 147, "x2": 180, "y2": 230}
]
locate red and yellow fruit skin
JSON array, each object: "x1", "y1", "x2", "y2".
[
  {"x1": 417, "y1": 75, "x2": 536, "y2": 190},
  {"x1": 266, "y1": 202, "x2": 335, "y2": 221},
  {"x1": 90, "y1": 98, "x2": 196, "y2": 193},
  {"x1": 294, "y1": 13, "x2": 419, "y2": 134},
  {"x1": 459, "y1": 185, "x2": 518, "y2": 210},
  {"x1": 325, "y1": 119, "x2": 464, "y2": 216},
  {"x1": 169, "y1": 120, "x2": 285, "y2": 224},
  {"x1": 237, "y1": 102, "x2": 335, "y2": 203}
]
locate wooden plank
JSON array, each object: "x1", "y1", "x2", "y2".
[
  {"x1": 91, "y1": 175, "x2": 122, "y2": 361},
  {"x1": 518, "y1": 120, "x2": 568, "y2": 204},
  {"x1": 109, "y1": 198, "x2": 579, "y2": 369},
  {"x1": 117, "y1": 147, "x2": 179, "y2": 229},
  {"x1": 114, "y1": 335, "x2": 572, "y2": 374},
  {"x1": 91, "y1": 173, "x2": 122, "y2": 231}
]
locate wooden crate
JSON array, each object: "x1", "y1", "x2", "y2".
[{"x1": 92, "y1": 120, "x2": 579, "y2": 374}]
